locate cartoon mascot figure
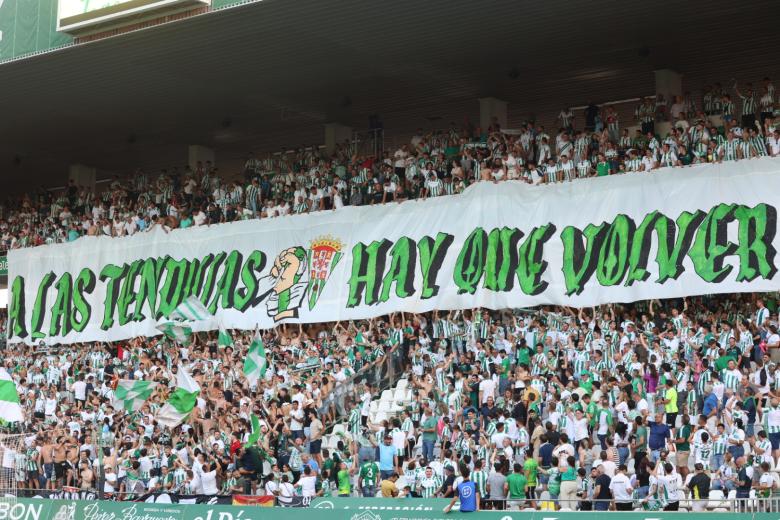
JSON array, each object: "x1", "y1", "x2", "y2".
[{"x1": 258, "y1": 246, "x2": 309, "y2": 321}]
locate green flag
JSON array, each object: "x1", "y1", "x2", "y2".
[
  {"x1": 243, "y1": 332, "x2": 267, "y2": 386},
  {"x1": 168, "y1": 296, "x2": 211, "y2": 322},
  {"x1": 0, "y1": 368, "x2": 23, "y2": 423},
  {"x1": 156, "y1": 322, "x2": 193, "y2": 344},
  {"x1": 218, "y1": 325, "x2": 233, "y2": 348},
  {"x1": 244, "y1": 413, "x2": 261, "y2": 448},
  {"x1": 113, "y1": 380, "x2": 157, "y2": 412},
  {"x1": 156, "y1": 365, "x2": 200, "y2": 428}
]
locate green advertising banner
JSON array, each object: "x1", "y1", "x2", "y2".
[
  {"x1": 309, "y1": 497, "x2": 453, "y2": 510},
  {"x1": 0, "y1": 498, "x2": 776, "y2": 520},
  {"x1": 0, "y1": 255, "x2": 7, "y2": 276}
]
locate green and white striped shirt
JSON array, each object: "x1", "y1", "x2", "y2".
[
  {"x1": 348, "y1": 408, "x2": 362, "y2": 435},
  {"x1": 245, "y1": 184, "x2": 260, "y2": 205},
  {"x1": 686, "y1": 389, "x2": 698, "y2": 414},
  {"x1": 426, "y1": 179, "x2": 443, "y2": 197},
  {"x1": 740, "y1": 93, "x2": 756, "y2": 115},
  {"x1": 712, "y1": 435, "x2": 727, "y2": 455},
  {"x1": 719, "y1": 140, "x2": 740, "y2": 161},
  {"x1": 472, "y1": 469, "x2": 488, "y2": 497},
  {"x1": 419, "y1": 475, "x2": 442, "y2": 498}
]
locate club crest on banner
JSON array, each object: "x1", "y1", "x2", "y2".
[{"x1": 307, "y1": 235, "x2": 344, "y2": 311}]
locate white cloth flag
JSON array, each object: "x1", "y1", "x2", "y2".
[
  {"x1": 168, "y1": 296, "x2": 212, "y2": 322},
  {"x1": 0, "y1": 368, "x2": 23, "y2": 423},
  {"x1": 112, "y1": 380, "x2": 157, "y2": 412},
  {"x1": 156, "y1": 366, "x2": 200, "y2": 429}
]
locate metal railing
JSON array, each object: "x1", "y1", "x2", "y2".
[{"x1": 478, "y1": 496, "x2": 780, "y2": 513}]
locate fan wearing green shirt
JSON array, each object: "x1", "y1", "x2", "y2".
[
  {"x1": 359, "y1": 458, "x2": 380, "y2": 497},
  {"x1": 523, "y1": 450, "x2": 539, "y2": 500},
  {"x1": 337, "y1": 461, "x2": 355, "y2": 497},
  {"x1": 421, "y1": 408, "x2": 438, "y2": 462},
  {"x1": 505, "y1": 462, "x2": 528, "y2": 509},
  {"x1": 674, "y1": 415, "x2": 692, "y2": 480}
]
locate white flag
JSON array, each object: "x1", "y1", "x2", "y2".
[
  {"x1": 156, "y1": 366, "x2": 201, "y2": 429},
  {"x1": 0, "y1": 368, "x2": 23, "y2": 423},
  {"x1": 168, "y1": 296, "x2": 212, "y2": 322}
]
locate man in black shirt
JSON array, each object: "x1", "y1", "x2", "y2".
[
  {"x1": 538, "y1": 435, "x2": 553, "y2": 470},
  {"x1": 736, "y1": 455, "x2": 752, "y2": 500},
  {"x1": 687, "y1": 463, "x2": 710, "y2": 512},
  {"x1": 440, "y1": 466, "x2": 457, "y2": 497},
  {"x1": 593, "y1": 465, "x2": 612, "y2": 511},
  {"x1": 544, "y1": 422, "x2": 560, "y2": 447}
]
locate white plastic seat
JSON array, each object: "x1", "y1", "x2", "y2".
[
  {"x1": 378, "y1": 400, "x2": 392, "y2": 413},
  {"x1": 707, "y1": 489, "x2": 729, "y2": 510},
  {"x1": 380, "y1": 390, "x2": 394, "y2": 401},
  {"x1": 369, "y1": 401, "x2": 379, "y2": 413},
  {"x1": 332, "y1": 424, "x2": 346, "y2": 436},
  {"x1": 374, "y1": 411, "x2": 388, "y2": 424}
]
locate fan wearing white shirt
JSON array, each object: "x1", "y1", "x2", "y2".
[
  {"x1": 651, "y1": 461, "x2": 681, "y2": 509},
  {"x1": 295, "y1": 466, "x2": 318, "y2": 497},
  {"x1": 609, "y1": 465, "x2": 634, "y2": 510},
  {"x1": 768, "y1": 130, "x2": 780, "y2": 156},
  {"x1": 200, "y1": 461, "x2": 220, "y2": 495}
]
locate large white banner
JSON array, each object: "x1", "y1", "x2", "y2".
[{"x1": 8, "y1": 157, "x2": 780, "y2": 345}]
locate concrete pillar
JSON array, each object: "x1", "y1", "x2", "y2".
[
  {"x1": 188, "y1": 145, "x2": 215, "y2": 172},
  {"x1": 478, "y1": 97, "x2": 508, "y2": 132},
  {"x1": 68, "y1": 164, "x2": 96, "y2": 191},
  {"x1": 654, "y1": 68, "x2": 683, "y2": 106},
  {"x1": 324, "y1": 123, "x2": 352, "y2": 155}
]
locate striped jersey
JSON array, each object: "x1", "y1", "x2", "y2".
[
  {"x1": 559, "y1": 161, "x2": 575, "y2": 181},
  {"x1": 418, "y1": 475, "x2": 442, "y2": 497},
  {"x1": 739, "y1": 93, "x2": 756, "y2": 114},
  {"x1": 719, "y1": 140, "x2": 740, "y2": 161}
]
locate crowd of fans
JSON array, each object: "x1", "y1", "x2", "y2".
[
  {"x1": 0, "y1": 292, "x2": 779, "y2": 512},
  {"x1": 0, "y1": 78, "x2": 778, "y2": 252},
  {"x1": 0, "y1": 76, "x2": 778, "y2": 511}
]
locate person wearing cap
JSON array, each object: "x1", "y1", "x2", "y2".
[{"x1": 378, "y1": 435, "x2": 397, "y2": 481}]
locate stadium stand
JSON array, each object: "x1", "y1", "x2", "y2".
[
  {"x1": 1, "y1": 82, "x2": 778, "y2": 252},
  {"x1": 2, "y1": 0, "x2": 780, "y2": 517}
]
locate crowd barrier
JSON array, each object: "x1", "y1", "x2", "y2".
[
  {"x1": 16, "y1": 485, "x2": 780, "y2": 511},
  {"x1": 1, "y1": 497, "x2": 780, "y2": 520}
]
